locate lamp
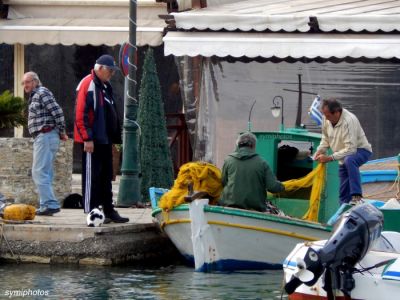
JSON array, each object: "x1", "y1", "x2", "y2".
[{"x1": 271, "y1": 95, "x2": 284, "y2": 131}]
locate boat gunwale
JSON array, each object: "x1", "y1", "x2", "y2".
[{"x1": 152, "y1": 204, "x2": 332, "y2": 232}]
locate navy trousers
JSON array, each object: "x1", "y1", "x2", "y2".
[
  {"x1": 339, "y1": 148, "x2": 372, "y2": 204},
  {"x1": 81, "y1": 143, "x2": 114, "y2": 214}
]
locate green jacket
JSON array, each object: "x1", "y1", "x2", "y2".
[{"x1": 219, "y1": 147, "x2": 284, "y2": 211}]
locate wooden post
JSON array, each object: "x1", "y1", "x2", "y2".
[{"x1": 14, "y1": 43, "x2": 25, "y2": 138}]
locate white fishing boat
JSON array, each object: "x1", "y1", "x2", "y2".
[
  {"x1": 151, "y1": 129, "x2": 400, "y2": 272},
  {"x1": 283, "y1": 203, "x2": 400, "y2": 300},
  {"x1": 152, "y1": 199, "x2": 332, "y2": 271}
]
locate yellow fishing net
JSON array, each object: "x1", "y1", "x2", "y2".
[
  {"x1": 1, "y1": 204, "x2": 36, "y2": 221},
  {"x1": 158, "y1": 161, "x2": 223, "y2": 211},
  {"x1": 159, "y1": 160, "x2": 326, "y2": 222},
  {"x1": 282, "y1": 163, "x2": 326, "y2": 222}
]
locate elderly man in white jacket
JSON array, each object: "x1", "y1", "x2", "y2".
[{"x1": 313, "y1": 98, "x2": 372, "y2": 205}]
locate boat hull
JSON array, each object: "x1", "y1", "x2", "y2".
[{"x1": 153, "y1": 204, "x2": 331, "y2": 271}]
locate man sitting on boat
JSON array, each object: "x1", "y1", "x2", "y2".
[
  {"x1": 313, "y1": 98, "x2": 372, "y2": 205},
  {"x1": 218, "y1": 132, "x2": 285, "y2": 212}
]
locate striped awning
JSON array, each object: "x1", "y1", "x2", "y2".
[
  {"x1": 164, "y1": 32, "x2": 400, "y2": 59},
  {"x1": 165, "y1": 0, "x2": 400, "y2": 59},
  {"x1": 172, "y1": 0, "x2": 400, "y2": 32},
  {"x1": 0, "y1": 0, "x2": 167, "y2": 46}
]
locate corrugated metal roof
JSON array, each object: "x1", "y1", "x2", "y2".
[{"x1": 172, "y1": 0, "x2": 400, "y2": 32}]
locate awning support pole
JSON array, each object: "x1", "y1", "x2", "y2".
[{"x1": 14, "y1": 43, "x2": 24, "y2": 138}]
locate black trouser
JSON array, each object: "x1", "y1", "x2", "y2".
[{"x1": 81, "y1": 143, "x2": 114, "y2": 214}]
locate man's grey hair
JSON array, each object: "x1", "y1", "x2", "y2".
[
  {"x1": 25, "y1": 71, "x2": 42, "y2": 86},
  {"x1": 322, "y1": 98, "x2": 342, "y2": 114},
  {"x1": 236, "y1": 132, "x2": 257, "y2": 148},
  {"x1": 94, "y1": 63, "x2": 102, "y2": 71}
]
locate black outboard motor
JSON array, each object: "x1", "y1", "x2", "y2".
[{"x1": 285, "y1": 203, "x2": 383, "y2": 299}]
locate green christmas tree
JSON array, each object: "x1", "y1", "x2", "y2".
[{"x1": 138, "y1": 48, "x2": 174, "y2": 202}]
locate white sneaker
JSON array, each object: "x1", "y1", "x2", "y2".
[{"x1": 350, "y1": 196, "x2": 364, "y2": 206}]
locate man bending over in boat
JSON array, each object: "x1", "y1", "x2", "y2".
[
  {"x1": 218, "y1": 132, "x2": 285, "y2": 212},
  {"x1": 313, "y1": 98, "x2": 372, "y2": 205}
]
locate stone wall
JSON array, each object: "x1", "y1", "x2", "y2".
[{"x1": 0, "y1": 138, "x2": 73, "y2": 205}]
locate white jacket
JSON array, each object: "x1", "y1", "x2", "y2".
[{"x1": 317, "y1": 109, "x2": 372, "y2": 164}]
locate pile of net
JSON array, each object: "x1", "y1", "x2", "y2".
[
  {"x1": 158, "y1": 161, "x2": 223, "y2": 211},
  {"x1": 281, "y1": 163, "x2": 326, "y2": 222},
  {"x1": 0, "y1": 204, "x2": 36, "y2": 221}
]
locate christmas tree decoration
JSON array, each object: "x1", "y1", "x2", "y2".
[{"x1": 138, "y1": 48, "x2": 174, "y2": 202}]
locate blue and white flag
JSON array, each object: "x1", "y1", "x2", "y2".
[{"x1": 308, "y1": 95, "x2": 322, "y2": 126}]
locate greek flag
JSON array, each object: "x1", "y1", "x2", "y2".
[{"x1": 308, "y1": 95, "x2": 322, "y2": 126}]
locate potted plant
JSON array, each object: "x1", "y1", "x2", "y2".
[{"x1": 0, "y1": 90, "x2": 26, "y2": 136}]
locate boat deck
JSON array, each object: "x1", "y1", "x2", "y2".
[
  {"x1": 361, "y1": 157, "x2": 399, "y2": 171},
  {"x1": 361, "y1": 157, "x2": 399, "y2": 201}
]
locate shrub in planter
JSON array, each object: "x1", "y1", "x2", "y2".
[{"x1": 0, "y1": 90, "x2": 26, "y2": 129}]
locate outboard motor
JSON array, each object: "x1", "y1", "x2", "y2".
[{"x1": 285, "y1": 203, "x2": 383, "y2": 299}]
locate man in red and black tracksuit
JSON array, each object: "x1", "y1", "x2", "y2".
[{"x1": 74, "y1": 54, "x2": 129, "y2": 223}]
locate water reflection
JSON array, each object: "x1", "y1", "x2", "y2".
[{"x1": 0, "y1": 264, "x2": 286, "y2": 300}]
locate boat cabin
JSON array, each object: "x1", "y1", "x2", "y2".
[{"x1": 253, "y1": 128, "x2": 339, "y2": 223}]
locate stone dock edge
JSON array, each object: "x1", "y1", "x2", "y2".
[{"x1": 0, "y1": 208, "x2": 180, "y2": 266}]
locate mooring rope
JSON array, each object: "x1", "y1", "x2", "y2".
[
  {"x1": 364, "y1": 164, "x2": 400, "y2": 200},
  {"x1": 0, "y1": 221, "x2": 21, "y2": 263}
]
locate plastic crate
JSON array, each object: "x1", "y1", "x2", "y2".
[{"x1": 148, "y1": 187, "x2": 169, "y2": 209}]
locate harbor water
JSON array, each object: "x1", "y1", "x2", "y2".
[{"x1": 0, "y1": 263, "x2": 286, "y2": 299}]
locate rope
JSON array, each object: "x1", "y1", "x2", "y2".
[
  {"x1": 363, "y1": 164, "x2": 400, "y2": 199},
  {"x1": 0, "y1": 222, "x2": 21, "y2": 263}
]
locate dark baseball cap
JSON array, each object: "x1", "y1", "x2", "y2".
[{"x1": 96, "y1": 54, "x2": 119, "y2": 70}]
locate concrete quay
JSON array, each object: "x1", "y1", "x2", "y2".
[{"x1": 0, "y1": 208, "x2": 179, "y2": 266}]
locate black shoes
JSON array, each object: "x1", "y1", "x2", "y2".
[
  {"x1": 104, "y1": 210, "x2": 129, "y2": 223},
  {"x1": 36, "y1": 208, "x2": 61, "y2": 216}
]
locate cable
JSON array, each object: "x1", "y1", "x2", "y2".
[
  {"x1": 124, "y1": 118, "x2": 141, "y2": 136},
  {"x1": 129, "y1": 207, "x2": 150, "y2": 225},
  {"x1": 354, "y1": 258, "x2": 395, "y2": 274}
]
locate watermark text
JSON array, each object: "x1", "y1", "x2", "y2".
[{"x1": 4, "y1": 289, "x2": 49, "y2": 298}]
